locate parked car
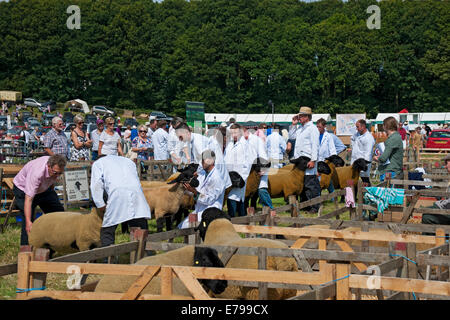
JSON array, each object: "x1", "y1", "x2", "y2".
[
  {"x1": 92, "y1": 105, "x2": 115, "y2": 117},
  {"x1": 24, "y1": 98, "x2": 43, "y2": 108},
  {"x1": 85, "y1": 114, "x2": 98, "y2": 125},
  {"x1": 39, "y1": 100, "x2": 56, "y2": 112},
  {"x1": 21, "y1": 111, "x2": 33, "y2": 123},
  {"x1": 63, "y1": 112, "x2": 74, "y2": 124},
  {"x1": 124, "y1": 118, "x2": 139, "y2": 128},
  {"x1": 426, "y1": 129, "x2": 450, "y2": 149},
  {"x1": 41, "y1": 114, "x2": 56, "y2": 126}
]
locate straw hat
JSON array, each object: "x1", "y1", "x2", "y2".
[{"x1": 298, "y1": 106, "x2": 312, "y2": 115}]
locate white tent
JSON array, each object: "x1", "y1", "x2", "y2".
[
  {"x1": 74, "y1": 99, "x2": 90, "y2": 114},
  {"x1": 205, "y1": 113, "x2": 332, "y2": 124}
]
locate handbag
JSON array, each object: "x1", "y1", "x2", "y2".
[{"x1": 126, "y1": 148, "x2": 138, "y2": 161}]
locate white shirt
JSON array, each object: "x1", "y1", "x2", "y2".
[
  {"x1": 350, "y1": 130, "x2": 375, "y2": 178},
  {"x1": 152, "y1": 128, "x2": 169, "y2": 160},
  {"x1": 90, "y1": 129, "x2": 103, "y2": 152},
  {"x1": 293, "y1": 121, "x2": 320, "y2": 175},
  {"x1": 168, "y1": 129, "x2": 188, "y2": 165},
  {"x1": 247, "y1": 133, "x2": 270, "y2": 188},
  {"x1": 207, "y1": 137, "x2": 232, "y2": 189},
  {"x1": 188, "y1": 133, "x2": 211, "y2": 164},
  {"x1": 318, "y1": 131, "x2": 337, "y2": 162},
  {"x1": 90, "y1": 155, "x2": 151, "y2": 227},
  {"x1": 266, "y1": 131, "x2": 287, "y2": 162},
  {"x1": 99, "y1": 131, "x2": 120, "y2": 155},
  {"x1": 224, "y1": 136, "x2": 254, "y2": 201}
]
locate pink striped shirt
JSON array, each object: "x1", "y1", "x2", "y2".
[{"x1": 13, "y1": 156, "x2": 59, "y2": 198}]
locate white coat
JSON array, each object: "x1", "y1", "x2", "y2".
[
  {"x1": 207, "y1": 137, "x2": 232, "y2": 189},
  {"x1": 179, "y1": 166, "x2": 225, "y2": 229},
  {"x1": 152, "y1": 128, "x2": 169, "y2": 160},
  {"x1": 247, "y1": 133, "x2": 270, "y2": 189},
  {"x1": 168, "y1": 129, "x2": 188, "y2": 165},
  {"x1": 266, "y1": 131, "x2": 287, "y2": 168},
  {"x1": 293, "y1": 121, "x2": 320, "y2": 175},
  {"x1": 318, "y1": 131, "x2": 337, "y2": 162},
  {"x1": 224, "y1": 136, "x2": 254, "y2": 202},
  {"x1": 350, "y1": 130, "x2": 375, "y2": 178},
  {"x1": 90, "y1": 155, "x2": 151, "y2": 228}
]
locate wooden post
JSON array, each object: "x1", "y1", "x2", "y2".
[
  {"x1": 257, "y1": 247, "x2": 268, "y2": 300},
  {"x1": 31, "y1": 248, "x2": 50, "y2": 290},
  {"x1": 130, "y1": 228, "x2": 149, "y2": 262},
  {"x1": 247, "y1": 206, "x2": 256, "y2": 238},
  {"x1": 16, "y1": 252, "x2": 32, "y2": 300},
  {"x1": 263, "y1": 206, "x2": 275, "y2": 239},
  {"x1": 406, "y1": 242, "x2": 418, "y2": 300},
  {"x1": 356, "y1": 180, "x2": 364, "y2": 221},
  {"x1": 336, "y1": 263, "x2": 351, "y2": 300},
  {"x1": 188, "y1": 213, "x2": 199, "y2": 244},
  {"x1": 160, "y1": 267, "x2": 173, "y2": 297},
  {"x1": 289, "y1": 195, "x2": 299, "y2": 227}
]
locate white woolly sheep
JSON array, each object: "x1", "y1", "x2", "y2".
[
  {"x1": 197, "y1": 208, "x2": 299, "y2": 300},
  {"x1": 94, "y1": 245, "x2": 227, "y2": 297},
  {"x1": 28, "y1": 207, "x2": 103, "y2": 257}
]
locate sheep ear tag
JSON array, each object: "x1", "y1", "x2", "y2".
[
  {"x1": 203, "y1": 222, "x2": 206, "y2": 228},
  {"x1": 195, "y1": 260, "x2": 199, "y2": 265}
]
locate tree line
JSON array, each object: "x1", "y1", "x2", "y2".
[{"x1": 0, "y1": 0, "x2": 448, "y2": 118}]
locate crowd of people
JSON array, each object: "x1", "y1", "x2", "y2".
[{"x1": 8, "y1": 106, "x2": 450, "y2": 251}]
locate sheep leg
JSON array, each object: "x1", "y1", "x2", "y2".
[
  {"x1": 165, "y1": 215, "x2": 172, "y2": 232},
  {"x1": 156, "y1": 217, "x2": 165, "y2": 233}
]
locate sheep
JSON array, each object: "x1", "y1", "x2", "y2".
[
  {"x1": 142, "y1": 174, "x2": 199, "y2": 233},
  {"x1": 94, "y1": 245, "x2": 227, "y2": 298},
  {"x1": 196, "y1": 208, "x2": 299, "y2": 300},
  {"x1": 319, "y1": 155, "x2": 346, "y2": 190},
  {"x1": 332, "y1": 158, "x2": 370, "y2": 189},
  {"x1": 266, "y1": 156, "x2": 310, "y2": 200},
  {"x1": 28, "y1": 207, "x2": 103, "y2": 257}
]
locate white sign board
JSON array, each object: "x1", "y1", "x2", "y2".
[
  {"x1": 64, "y1": 169, "x2": 90, "y2": 202},
  {"x1": 336, "y1": 114, "x2": 366, "y2": 136}
]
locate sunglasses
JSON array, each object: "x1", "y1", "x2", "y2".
[
  {"x1": 49, "y1": 166, "x2": 64, "y2": 175},
  {"x1": 139, "y1": 130, "x2": 147, "y2": 133}
]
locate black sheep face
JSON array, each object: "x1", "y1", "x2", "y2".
[
  {"x1": 326, "y1": 155, "x2": 345, "y2": 167},
  {"x1": 251, "y1": 157, "x2": 271, "y2": 173},
  {"x1": 290, "y1": 156, "x2": 311, "y2": 171},
  {"x1": 353, "y1": 158, "x2": 370, "y2": 172},
  {"x1": 193, "y1": 247, "x2": 228, "y2": 295},
  {"x1": 229, "y1": 171, "x2": 245, "y2": 188},
  {"x1": 196, "y1": 207, "x2": 231, "y2": 241},
  {"x1": 168, "y1": 164, "x2": 200, "y2": 185},
  {"x1": 317, "y1": 161, "x2": 332, "y2": 175}
]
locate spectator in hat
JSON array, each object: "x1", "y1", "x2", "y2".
[{"x1": 293, "y1": 106, "x2": 321, "y2": 213}]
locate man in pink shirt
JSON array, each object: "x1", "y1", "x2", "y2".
[{"x1": 13, "y1": 155, "x2": 67, "y2": 248}]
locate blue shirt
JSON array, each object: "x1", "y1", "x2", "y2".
[
  {"x1": 330, "y1": 133, "x2": 347, "y2": 154},
  {"x1": 130, "y1": 129, "x2": 138, "y2": 141}
]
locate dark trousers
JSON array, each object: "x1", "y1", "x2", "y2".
[
  {"x1": 301, "y1": 175, "x2": 321, "y2": 212},
  {"x1": 13, "y1": 184, "x2": 64, "y2": 246},
  {"x1": 100, "y1": 218, "x2": 148, "y2": 247},
  {"x1": 227, "y1": 199, "x2": 245, "y2": 218}
]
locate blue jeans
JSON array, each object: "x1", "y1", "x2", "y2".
[
  {"x1": 258, "y1": 188, "x2": 274, "y2": 209},
  {"x1": 227, "y1": 199, "x2": 245, "y2": 217},
  {"x1": 91, "y1": 150, "x2": 98, "y2": 161}
]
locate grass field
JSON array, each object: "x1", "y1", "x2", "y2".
[{"x1": 0, "y1": 196, "x2": 347, "y2": 300}]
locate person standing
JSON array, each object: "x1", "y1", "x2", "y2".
[
  {"x1": 266, "y1": 124, "x2": 287, "y2": 168},
  {"x1": 98, "y1": 117, "x2": 123, "y2": 156},
  {"x1": 168, "y1": 117, "x2": 189, "y2": 166},
  {"x1": 12, "y1": 155, "x2": 66, "y2": 249},
  {"x1": 293, "y1": 106, "x2": 321, "y2": 213},
  {"x1": 350, "y1": 119, "x2": 375, "y2": 186},
  {"x1": 90, "y1": 119, "x2": 105, "y2": 161},
  {"x1": 329, "y1": 132, "x2": 347, "y2": 157},
  {"x1": 412, "y1": 126, "x2": 423, "y2": 164},
  {"x1": 43, "y1": 116, "x2": 68, "y2": 159},
  {"x1": 70, "y1": 115, "x2": 92, "y2": 162},
  {"x1": 90, "y1": 155, "x2": 151, "y2": 247},
  {"x1": 286, "y1": 116, "x2": 299, "y2": 159},
  {"x1": 374, "y1": 116, "x2": 404, "y2": 181},
  {"x1": 152, "y1": 120, "x2": 169, "y2": 160},
  {"x1": 224, "y1": 124, "x2": 254, "y2": 217},
  {"x1": 316, "y1": 118, "x2": 337, "y2": 162},
  {"x1": 179, "y1": 150, "x2": 227, "y2": 228},
  {"x1": 398, "y1": 122, "x2": 407, "y2": 149}
]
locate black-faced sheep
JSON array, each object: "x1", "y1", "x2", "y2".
[
  {"x1": 267, "y1": 156, "x2": 310, "y2": 200},
  {"x1": 143, "y1": 173, "x2": 199, "y2": 233},
  {"x1": 333, "y1": 158, "x2": 370, "y2": 189},
  {"x1": 94, "y1": 246, "x2": 227, "y2": 297},
  {"x1": 196, "y1": 208, "x2": 299, "y2": 300},
  {"x1": 28, "y1": 207, "x2": 103, "y2": 257},
  {"x1": 319, "y1": 155, "x2": 346, "y2": 190}
]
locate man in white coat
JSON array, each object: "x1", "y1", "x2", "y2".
[
  {"x1": 266, "y1": 124, "x2": 287, "y2": 168},
  {"x1": 350, "y1": 119, "x2": 375, "y2": 186},
  {"x1": 293, "y1": 106, "x2": 321, "y2": 213},
  {"x1": 179, "y1": 150, "x2": 226, "y2": 229},
  {"x1": 90, "y1": 154, "x2": 151, "y2": 247},
  {"x1": 224, "y1": 124, "x2": 254, "y2": 217},
  {"x1": 176, "y1": 123, "x2": 231, "y2": 188},
  {"x1": 152, "y1": 120, "x2": 169, "y2": 160},
  {"x1": 317, "y1": 118, "x2": 337, "y2": 195},
  {"x1": 168, "y1": 117, "x2": 190, "y2": 169}
]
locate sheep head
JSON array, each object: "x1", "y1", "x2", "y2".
[
  {"x1": 193, "y1": 247, "x2": 228, "y2": 295},
  {"x1": 290, "y1": 156, "x2": 311, "y2": 171},
  {"x1": 317, "y1": 161, "x2": 332, "y2": 175},
  {"x1": 229, "y1": 171, "x2": 245, "y2": 188},
  {"x1": 326, "y1": 155, "x2": 345, "y2": 167},
  {"x1": 352, "y1": 158, "x2": 370, "y2": 172},
  {"x1": 251, "y1": 157, "x2": 271, "y2": 173},
  {"x1": 196, "y1": 207, "x2": 231, "y2": 241},
  {"x1": 168, "y1": 163, "x2": 200, "y2": 187}
]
